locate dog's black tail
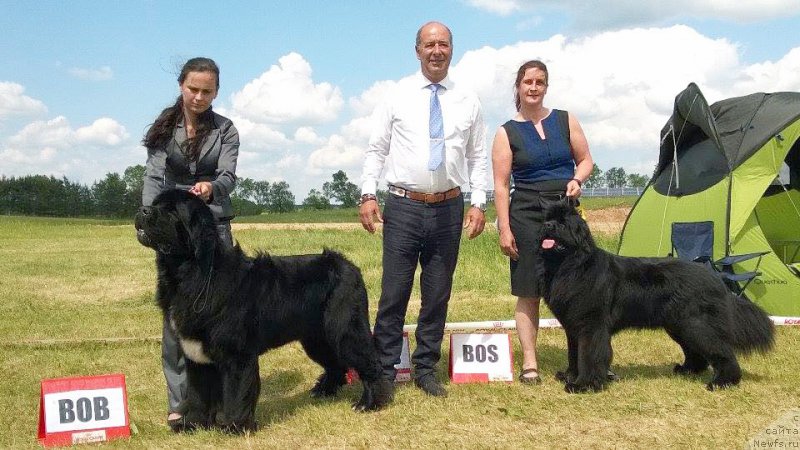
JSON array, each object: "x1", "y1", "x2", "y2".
[{"x1": 730, "y1": 295, "x2": 775, "y2": 354}]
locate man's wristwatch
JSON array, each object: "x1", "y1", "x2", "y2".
[
  {"x1": 359, "y1": 193, "x2": 377, "y2": 205},
  {"x1": 473, "y1": 202, "x2": 487, "y2": 212}
]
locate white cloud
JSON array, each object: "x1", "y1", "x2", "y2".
[
  {"x1": 8, "y1": 116, "x2": 129, "y2": 149},
  {"x1": 465, "y1": 0, "x2": 521, "y2": 15},
  {"x1": 230, "y1": 52, "x2": 344, "y2": 125},
  {"x1": 307, "y1": 134, "x2": 365, "y2": 175},
  {"x1": 733, "y1": 47, "x2": 800, "y2": 94},
  {"x1": 293, "y1": 126, "x2": 322, "y2": 144},
  {"x1": 1, "y1": 115, "x2": 133, "y2": 182},
  {"x1": 68, "y1": 66, "x2": 113, "y2": 81},
  {"x1": 694, "y1": 0, "x2": 799, "y2": 21},
  {"x1": 276, "y1": 154, "x2": 303, "y2": 169},
  {"x1": 8, "y1": 116, "x2": 75, "y2": 149},
  {"x1": 466, "y1": 0, "x2": 800, "y2": 30},
  {"x1": 227, "y1": 115, "x2": 291, "y2": 152},
  {"x1": 349, "y1": 80, "x2": 399, "y2": 117},
  {"x1": 0, "y1": 82, "x2": 47, "y2": 119},
  {"x1": 75, "y1": 118, "x2": 129, "y2": 146}
]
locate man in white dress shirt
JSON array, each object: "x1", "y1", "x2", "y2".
[{"x1": 359, "y1": 21, "x2": 489, "y2": 398}]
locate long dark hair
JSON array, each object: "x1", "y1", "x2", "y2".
[
  {"x1": 514, "y1": 60, "x2": 548, "y2": 111},
  {"x1": 142, "y1": 57, "x2": 220, "y2": 160}
]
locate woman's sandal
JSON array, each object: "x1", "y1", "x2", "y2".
[{"x1": 519, "y1": 368, "x2": 542, "y2": 384}]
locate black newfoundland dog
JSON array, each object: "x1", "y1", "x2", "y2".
[
  {"x1": 535, "y1": 202, "x2": 774, "y2": 393},
  {"x1": 134, "y1": 189, "x2": 392, "y2": 433}
]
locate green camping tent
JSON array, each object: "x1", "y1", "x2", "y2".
[{"x1": 618, "y1": 83, "x2": 800, "y2": 316}]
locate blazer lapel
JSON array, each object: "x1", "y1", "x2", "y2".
[{"x1": 198, "y1": 129, "x2": 220, "y2": 162}]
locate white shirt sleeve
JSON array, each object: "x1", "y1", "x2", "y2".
[
  {"x1": 361, "y1": 100, "x2": 393, "y2": 195},
  {"x1": 465, "y1": 97, "x2": 488, "y2": 205}
]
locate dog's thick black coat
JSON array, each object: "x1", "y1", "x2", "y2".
[
  {"x1": 135, "y1": 189, "x2": 392, "y2": 433},
  {"x1": 535, "y1": 202, "x2": 774, "y2": 392}
]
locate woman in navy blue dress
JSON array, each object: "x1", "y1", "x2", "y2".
[{"x1": 491, "y1": 60, "x2": 594, "y2": 384}]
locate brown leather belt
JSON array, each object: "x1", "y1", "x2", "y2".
[{"x1": 388, "y1": 185, "x2": 461, "y2": 204}]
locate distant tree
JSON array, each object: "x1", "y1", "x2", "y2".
[
  {"x1": 61, "y1": 177, "x2": 94, "y2": 216},
  {"x1": 252, "y1": 180, "x2": 270, "y2": 207},
  {"x1": 322, "y1": 170, "x2": 359, "y2": 207},
  {"x1": 303, "y1": 188, "x2": 332, "y2": 210},
  {"x1": 268, "y1": 181, "x2": 295, "y2": 213},
  {"x1": 0, "y1": 175, "x2": 92, "y2": 216},
  {"x1": 627, "y1": 173, "x2": 649, "y2": 188},
  {"x1": 122, "y1": 165, "x2": 145, "y2": 214},
  {"x1": 123, "y1": 165, "x2": 145, "y2": 195},
  {"x1": 93, "y1": 173, "x2": 128, "y2": 217},
  {"x1": 235, "y1": 177, "x2": 256, "y2": 202},
  {"x1": 231, "y1": 197, "x2": 263, "y2": 216},
  {"x1": 605, "y1": 167, "x2": 627, "y2": 188},
  {"x1": 584, "y1": 163, "x2": 604, "y2": 188}
]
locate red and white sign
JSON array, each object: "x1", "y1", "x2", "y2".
[
  {"x1": 348, "y1": 332, "x2": 411, "y2": 383},
  {"x1": 449, "y1": 333, "x2": 514, "y2": 383},
  {"x1": 38, "y1": 374, "x2": 130, "y2": 447}
]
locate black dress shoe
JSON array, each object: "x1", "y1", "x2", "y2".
[{"x1": 414, "y1": 376, "x2": 448, "y2": 397}]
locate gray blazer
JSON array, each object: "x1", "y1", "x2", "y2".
[{"x1": 142, "y1": 111, "x2": 239, "y2": 219}]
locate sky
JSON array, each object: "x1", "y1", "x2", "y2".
[{"x1": 2, "y1": 0, "x2": 800, "y2": 200}]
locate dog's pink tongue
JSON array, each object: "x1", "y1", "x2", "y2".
[{"x1": 541, "y1": 239, "x2": 555, "y2": 249}]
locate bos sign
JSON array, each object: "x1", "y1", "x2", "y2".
[{"x1": 450, "y1": 333, "x2": 514, "y2": 383}]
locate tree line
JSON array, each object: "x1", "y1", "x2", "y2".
[
  {"x1": 0, "y1": 167, "x2": 362, "y2": 218},
  {"x1": 0, "y1": 165, "x2": 648, "y2": 218}
]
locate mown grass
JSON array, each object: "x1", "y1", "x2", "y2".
[{"x1": 1, "y1": 210, "x2": 797, "y2": 449}]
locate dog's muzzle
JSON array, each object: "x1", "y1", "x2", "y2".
[{"x1": 136, "y1": 228, "x2": 151, "y2": 247}]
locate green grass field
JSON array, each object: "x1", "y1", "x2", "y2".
[{"x1": 1, "y1": 206, "x2": 798, "y2": 449}]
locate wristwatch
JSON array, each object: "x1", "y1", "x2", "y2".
[
  {"x1": 359, "y1": 193, "x2": 377, "y2": 205},
  {"x1": 473, "y1": 202, "x2": 487, "y2": 212}
]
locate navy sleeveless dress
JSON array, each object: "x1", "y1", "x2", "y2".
[{"x1": 502, "y1": 109, "x2": 575, "y2": 297}]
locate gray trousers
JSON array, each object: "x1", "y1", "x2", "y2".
[{"x1": 163, "y1": 220, "x2": 233, "y2": 413}]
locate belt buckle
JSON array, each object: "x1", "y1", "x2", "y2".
[{"x1": 388, "y1": 185, "x2": 405, "y2": 197}]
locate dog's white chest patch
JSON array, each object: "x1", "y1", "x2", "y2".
[
  {"x1": 180, "y1": 338, "x2": 213, "y2": 364},
  {"x1": 170, "y1": 317, "x2": 213, "y2": 364}
]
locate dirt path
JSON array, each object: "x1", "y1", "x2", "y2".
[{"x1": 583, "y1": 206, "x2": 630, "y2": 235}]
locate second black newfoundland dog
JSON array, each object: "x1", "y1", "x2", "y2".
[
  {"x1": 135, "y1": 189, "x2": 392, "y2": 433},
  {"x1": 535, "y1": 202, "x2": 774, "y2": 393}
]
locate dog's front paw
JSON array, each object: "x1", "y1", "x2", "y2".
[
  {"x1": 351, "y1": 387, "x2": 373, "y2": 412},
  {"x1": 564, "y1": 382, "x2": 588, "y2": 393},
  {"x1": 555, "y1": 370, "x2": 576, "y2": 383},
  {"x1": 310, "y1": 371, "x2": 346, "y2": 398},
  {"x1": 706, "y1": 380, "x2": 739, "y2": 391},
  {"x1": 171, "y1": 410, "x2": 212, "y2": 433},
  {"x1": 564, "y1": 379, "x2": 605, "y2": 394},
  {"x1": 217, "y1": 420, "x2": 257, "y2": 434},
  {"x1": 353, "y1": 379, "x2": 394, "y2": 412},
  {"x1": 674, "y1": 363, "x2": 708, "y2": 375}
]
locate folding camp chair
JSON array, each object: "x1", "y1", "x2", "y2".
[{"x1": 670, "y1": 221, "x2": 769, "y2": 296}]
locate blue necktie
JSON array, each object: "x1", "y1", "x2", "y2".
[{"x1": 428, "y1": 83, "x2": 444, "y2": 171}]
